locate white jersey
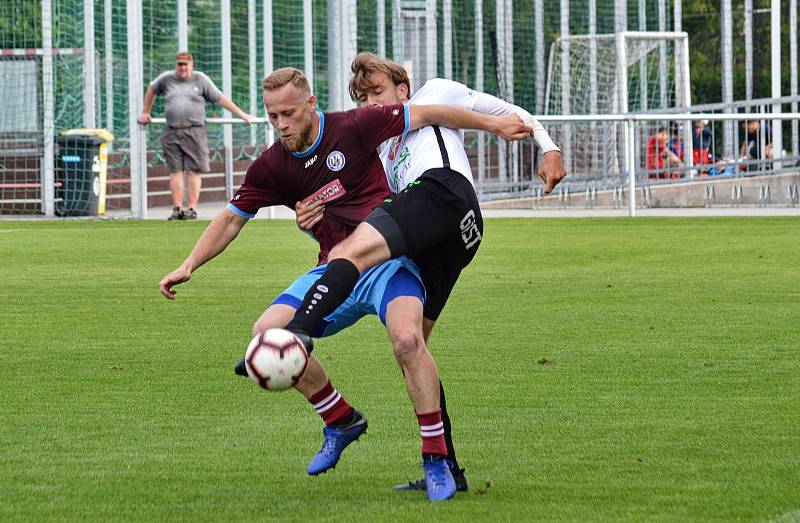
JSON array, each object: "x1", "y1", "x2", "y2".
[{"x1": 380, "y1": 78, "x2": 480, "y2": 193}]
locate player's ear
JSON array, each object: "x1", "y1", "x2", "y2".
[
  {"x1": 307, "y1": 94, "x2": 317, "y2": 112},
  {"x1": 397, "y1": 82, "x2": 409, "y2": 102}
]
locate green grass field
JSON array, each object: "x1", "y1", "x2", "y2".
[{"x1": 1, "y1": 217, "x2": 799, "y2": 522}]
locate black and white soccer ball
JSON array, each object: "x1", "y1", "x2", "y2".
[{"x1": 244, "y1": 328, "x2": 309, "y2": 391}]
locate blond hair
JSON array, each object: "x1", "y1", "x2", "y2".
[
  {"x1": 349, "y1": 52, "x2": 410, "y2": 102},
  {"x1": 262, "y1": 67, "x2": 311, "y2": 94}
]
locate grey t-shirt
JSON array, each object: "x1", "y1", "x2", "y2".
[{"x1": 150, "y1": 71, "x2": 222, "y2": 128}]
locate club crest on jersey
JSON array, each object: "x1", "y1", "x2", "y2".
[{"x1": 326, "y1": 151, "x2": 345, "y2": 172}]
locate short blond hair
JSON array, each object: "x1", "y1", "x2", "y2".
[
  {"x1": 262, "y1": 67, "x2": 311, "y2": 94},
  {"x1": 349, "y1": 52, "x2": 411, "y2": 102}
]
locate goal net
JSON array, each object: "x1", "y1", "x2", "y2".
[{"x1": 544, "y1": 32, "x2": 690, "y2": 185}]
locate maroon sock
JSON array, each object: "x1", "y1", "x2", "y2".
[
  {"x1": 308, "y1": 380, "x2": 353, "y2": 427},
  {"x1": 417, "y1": 409, "x2": 448, "y2": 457}
]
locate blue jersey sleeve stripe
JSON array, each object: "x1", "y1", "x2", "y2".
[
  {"x1": 402, "y1": 104, "x2": 411, "y2": 139},
  {"x1": 226, "y1": 203, "x2": 255, "y2": 219}
]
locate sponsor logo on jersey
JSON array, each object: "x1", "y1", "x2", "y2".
[
  {"x1": 304, "y1": 154, "x2": 318, "y2": 169},
  {"x1": 326, "y1": 150, "x2": 345, "y2": 172},
  {"x1": 302, "y1": 179, "x2": 346, "y2": 206},
  {"x1": 392, "y1": 146, "x2": 410, "y2": 191},
  {"x1": 459, "y1": 209, "x2": 482, "y2": 249}
]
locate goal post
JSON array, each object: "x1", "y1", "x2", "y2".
[
  {"x1": 545, "y1": 31, "x2": 691, "y2": 183},
  {"x1": 616, "y1": 31, "x2": 692, "y2": 174}
]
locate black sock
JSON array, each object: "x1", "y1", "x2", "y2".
[
  {"x1": 439, "y1": 380, "x2": 461, "y2": 472},
  {"x1": 286, "y1": 258, "x2": 360, "y2": 335}
]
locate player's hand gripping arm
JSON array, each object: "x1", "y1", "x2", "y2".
[
  {"x1": 294, "y1": 199, "x2": 324, "y2": 233},
  {"x1": 407, "y1": 104, "x2": 532, "y2": 141},
  {"x1": 158, "y1": 209, "x2": 248, "y2": 299}
]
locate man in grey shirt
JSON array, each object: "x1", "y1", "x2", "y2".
[{"x1": 138, "y1": 52, "x2": 253, "y2": 220}]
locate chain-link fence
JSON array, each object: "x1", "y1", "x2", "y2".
[{"x1": 1, "y1": 0, "x2": 797, "y2": 217}]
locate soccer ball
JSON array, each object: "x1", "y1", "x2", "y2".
[{"x1": 244, "y1": 328, "x2": 309, "y2": 391}]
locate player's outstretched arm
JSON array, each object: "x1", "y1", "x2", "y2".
[
  {"x1": 468, "y1": 90, "x2": 562, "y2": 155},
  {"x1": 159, "y1": 209, "x2": 248, "y2": 299},
  {"x1": 407, "y1": 104, "x2": 531, "y2": 141},
  {"x1": 454, "y1": 86, "x2": 566, "y2": 192}
]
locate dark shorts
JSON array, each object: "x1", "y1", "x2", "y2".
[
  {"x1": 161, "y1": 125, "x2": 210, "y2": 173},
  {"x1": 365, "y1": 168, "x2": 483, "y2": 321}
]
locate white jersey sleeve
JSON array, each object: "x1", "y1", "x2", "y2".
[
  {"x1": 407, "y1": 78, "x2": 481, "y2": 110},
  {"x1": 471, "y1": 92, "x2": 560, "y2": 153},
  {"x1": 410, "y1": 78, "x2": 560, "y2": 154}
]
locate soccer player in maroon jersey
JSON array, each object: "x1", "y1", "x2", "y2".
[
  {"x1": 158, "y1": 67, "x2": 530, "y2": 495},
  {"x1": 284, "y1": 54, "x2": 566, "y2": 500}
]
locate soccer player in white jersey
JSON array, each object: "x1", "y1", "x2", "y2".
[{"x1": 286, "y1": 53, "x2": 566, "y2": 501}]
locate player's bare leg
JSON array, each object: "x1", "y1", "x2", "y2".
[
  {"x1": 393, "y1": 316, "x2": 467, "y2": 493},
  {"x1": 327, "y1": 221, "x2": 392, "y2": 272},
  {"x1": 386, "y1": 297, "x2": 441, "y2": 413},
  {"x1": 250, "y1": 304, "x2": 329, "y2": 398},
  {"x1": 385, "y1": 297, "x2": 457, "y2": 501},
  {"x1": 242, "y1": 303, "x2": 367, "y2": 475}
]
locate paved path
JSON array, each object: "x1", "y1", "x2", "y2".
[
  {"x1": 137, "y1": 202, "x2": 800, "y2": 221},
  {"x1": 4, "y1": 202, "x2": 797, "y2": 221}
]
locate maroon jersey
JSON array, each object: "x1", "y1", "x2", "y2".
[{"x1": 228, "y1": 104, "x2": 409, "y2": 264}]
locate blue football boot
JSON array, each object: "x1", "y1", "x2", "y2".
[
  {"x1": 307, "y1": 411, "x2": 367, "y2": 475},
  {"x1": 423, "y1": 456, "x2": 457, "y2": 501},
  {"x1": 393, "y1": 460, "x2": 468, "y2": 492}
]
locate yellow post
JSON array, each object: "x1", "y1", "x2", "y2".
[{"x1": 97, "y1": 141, "x2": 109, "y2": 214}]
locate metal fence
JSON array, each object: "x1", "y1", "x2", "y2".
[{"x1": 1, "y1": 0, "x2": 798, "y2": 217}]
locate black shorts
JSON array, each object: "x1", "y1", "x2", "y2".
[{"x1": 365, "y1": 168, "x2": 483, "y2": 321}]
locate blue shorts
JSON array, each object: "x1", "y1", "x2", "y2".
[{"x1": 272, "y1": 257, "x2": 426, "y2": 338}]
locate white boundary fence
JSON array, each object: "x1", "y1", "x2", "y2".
[
  {"x1": 4, "y1": 0, "x2": 796, "y2": 219},
  {"x1": 536, "y1": 112, "x2": 800, "y2": 217},
  {"x1": 131, "y1": 111, "x2": 800, "y2": 219}
]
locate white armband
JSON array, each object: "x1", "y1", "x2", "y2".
[{"x1": 523, "y1": 116, "x2": 561, "y2": 154}]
